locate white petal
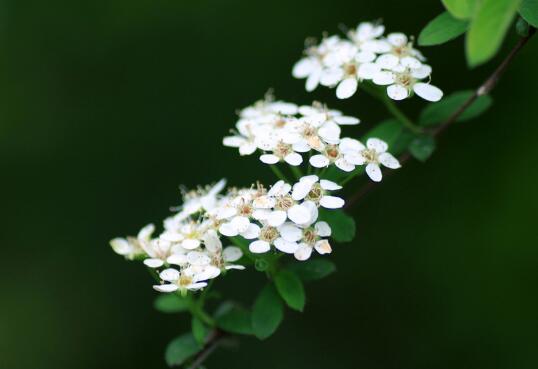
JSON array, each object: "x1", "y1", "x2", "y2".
[
  {"x1": 366, "y1": 138, "x2": 388, "y2": 153},
  {"x1": 336, "y1": 78, "x2": 358, "y2": 99},
  {"x1": 294, "y1": 244, "x2": 313, "y2": 261},
  {"x1": 379, "y1": 152, "x2": 401, "y2": 169},
  {"x1": 284, "y1": 152, "x2": 303, "y2": 166},
  {"x1": 267, "y1": 210, "x2": 287, "y2": 227},
  {"x1": 292, "y1": 58, "x2": 314, "y2": 78},
  {"x1": 144, "y1": 258, "x2": 164, "y2": 268},
  {"x1": 288, "y1": 204, "x2": 312, "y2": 225},
  {"x1": 278, "y1": 222, "x2": 303, "y2": 242},
  {"x1": 239, "y1": 143, "x2": 257, "y2": 156},
  {"x1": 167, "y1": 254, "x2": 188, "y2": 266},
  {"x1": 223, "y1": 136, "x2": 244, "y2": 148},
  {"x1": 138, "y1": 223, "x2": 155, "y2": 241},
  {"x1": 309, "y1": 154, "x2": 330, "y2": 168},
  {"x1": 291, "y1": 181, "x2": 313, "y2": 201},
  {"x1": 223, "y1": 246, "x2": 243, "y2": 262},
  {"x1": 268, "y1": 180, "x2": 291, "y2": 197},
  {"x1": 319, "y1": 196, "x2": 345, "y2": 209},
  {"x1": 372, "y1": 71, "x2": 395, "y2": 85},
  {"x1": 387, "y1": 32, "x2": 407, "y2": 46},
  {"x1": 320, "y1": 179, "x2": 341, "y2": 190},
  {"x1": 230, "y1": 216, "x2": 250, "y2": 233},
  {"x1": 240, "y1": 223, "x2": 261, "y2": 239},
  {"x1": 260, "y1": 154, "x2": 280, "y2": 164},
  {"x1": 335, "y1": 158, "x2": 355, "y2": 172},
  {"x1": 187, "y1": 251, "x2": 211, "y2": 266},
  {"x1": 400, "y1": 56, "x2": 422, "y2": 69},
  {"x1": 333, "y1": 115, "x2": 360, "y2": 125},
  {"x1": 249, "y1": 240, "x2": 271, "y2": 253},
  {"x1": 225, "y1": 264, "x2": 246, "y2": 270},
  {"x1": 305, "y1": 69, "x2": 321, "y2": 92},
  {"x1": 413, "y1": 83, "x2": 443, "y2": 102},
  {"x1": 159, "y1": 268, "x2": 180, "y2": 282},
  {"x1": 187, "y1": 282, "x2": 208, "y2": 290},
  {"x1": 375, "y1": 54, "x2": 399, "y2": 70},
  {"x1": 110, "y1": 238, "x2": 130, "y2": 255},
  {"x1": 274, "y1": 238, "x2": 299, "y2": 254},
  {"x1": 314, "y1": 240, "x2": 332, "y2": 255},
  {"x1": 219, "y1": 222, "x2": 239, "y2": 237},
  {"x1": 366, "y1": 163, "x2": 383, "y2": 182},
  {"x1": 318, "y1": 121, "x2": 341, "y2": 143},
  {"x1": 339, "y1": 137, "x2": 365, "y2": 152},
  {"x1": 344, "y1": 151, "x2": 366, "y2": 165},
  {"x1": 411, "y1": 65, "x2": 432, "y2": 79},
  {"x1": 355, "y1": 50, "x2": 376, "y2": 63},
  {"x1": 387, "y1": 84, "x2": 409, "y2": 100},
  {"x1": 160, "y1": 231, "x2": 184, "y2": 242},
  {"x1": 320, "y1": 68, "x2": 344, "y2": 86},
  {"x1": 153, "y1": 284, "x2": 179, "y2": 293},
  {"x1": 315, "y1": 221, "x2": 332, "y2": 237},
  {"x1": 203, "y1": 230, "x2": 222, "y2": 253},
  {"x1": 182, "y1": 238, "x2": 201, "y2": 250},
  {"x1": 357, "y1": 62, "x2": 380, "y2": 79}
]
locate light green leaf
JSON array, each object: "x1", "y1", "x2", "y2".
[
  {"x1": 251, "y1": 284, "x2": 284, "y2": 340},
  {"x1": 419, "y1": 90, "x2": 493, "y2": 126},
  {"x1": 466, "y1": 0, "x2": 521, "y2": 67},
  {"x1": 191, "y1": 317, "x2": 208, "y2": 347},
  {"x1": 165, "y1": 333, "x2": 201, "y2": 367},
  {"x1": 418, "y1": 12, "x2": 469, "y2": 46},
  {"x1": 274, "y1": 270, "x2": 305, "y2": 312},
  {"x1": 442, "y1": 0, "x2": 479, "y2": 19},
  {"x1": 216, "y1": 305, "x2": 253, "y2": 335},
  {"x1": 154, "y1": 294, "x2": 190, "y2": 314},
  {"x1": 288, "y1": 259, "x2": 336, "y2": 281},
  {"x1": 409, "y1": 135, "x2": 436, "y2": 162},
  {"x1": 319, "y1": 209, "x2": 356, "y2": 243},
  {"x1": 520, "y1": 0, "x2": 538, "y2": 26}
]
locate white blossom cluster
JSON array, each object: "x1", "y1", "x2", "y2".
[
  {"x1": 110, "y1": 176, "x2": 345, "y2": 293},
  {"x1": 223, "y1": 96, "x2": 400, "y2": 179},
  {"x1": 292, "y1": 22, "x2": 443, "y2": 102}
]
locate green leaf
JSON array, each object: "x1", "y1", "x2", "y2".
[
  {"x1": 520, "y1": 0, "x2": 538, "y2": 27},
  {"x1": 154, "y1": 294, "x2": 190, "y2": 314},
  {"x1": 419, "y1": 90, "x2": 493, "y2": 126},
  {"x1": 165, "y1": 333, "x2": 201, "y2": 367},
  {"x1": 216, "y1": 306, "x2": 253, "y2": 335},
  {"x1": 319, "y1": 209, "x2": 356, "y2": 243},
  {"x1": 274, "y1": 270, "x2": 305, "y2": 311},
  {"x1": 466, "y1": 0, "x2": 521, "y2": 67},
  {"x1": 442, "y1": 0, "x2": 479, "y2": 19},
  {"x1": 409, "y1": 135, "x2": 436, "y2": 162},
  {"x1": 191, "y1": 317, "x2": 208, "y2": 347},
  {"x1": 288, "y1": 259, "x2": 336, "y2": 281},
  {"x1": 362, "y1": 119, "x2": 403, "y2": 148},
  {"x1": 418, "y1": 12, "x2": 469, "y2": 46},
  {"x1": 251, "y1": 284, "x2": 284, "y2": 340}
]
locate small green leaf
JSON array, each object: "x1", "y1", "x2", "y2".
[
  {"x1": 251, "y1": 284, "x2": 284, "y2": 340},
  {"x1": 419, "y1": 90, "x2": 493, "y2": 126},
  {"x1": 409, "y1": 135, "x2": 436, "y2": 162},
  {"x1": 288, "y1": 259, "x2": 336, "y2": 281},
  {"x1": 165, "y1": 333, "x2": 201, "y2": 367},
  {"x1": 442, "y1": 0, "x2": 479, "y2": 19},
  {"x1": 319, "y1": 209, "x2": 356, "y2": 243},
  {"x1": 466, "y1": 0, "x2": 521, "y2": 67},
  {"x1": 274, "y1": 270, "x2": 306, "y2": 311},
  {"x1": 154, "y1": 294, "x2": 190, "y2": 314},
  {"x1": 520, "y1": 0, "x2": 538, "y2": 26},
  {"x1": 191, "y1": 317, "x2": 208, "y2": 347},
  {"x1": 418, "y1": 12, "x2": 469, "y2": 46},
  {"x1": 362, "y1": 119, "x2": 403, "y2": 148},
  {"x1": 216, "y1": 306, "x2": 253, "y2": 335}
]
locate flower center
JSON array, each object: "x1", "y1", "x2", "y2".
[
  {"x1": 260, "y1": 226, "x2": 279, "y2": 243},
  {"x1": 361, "y1": 148, "x2": 379, "y2": 163},
  {"x1": 303, "y1": 228, "x2": 318, "y2": 245},
  {"x1": 238, "y1": 203, "x2": 253, "y2": 216},
  {"x1": 393, "y1": 44, "x2": 411, "y2": 57},
  {"x1": 325, "y1": 145, "x2": 340, "y2": 161},
  {"x1": 275, "y1": 195, "x2": 294, "y2": 210},
  {"x1": 344, "y1": 63, "x2": 357, "y2": 76},
  {"x1": 178, "y1": 275, "x2": 193, "y2": 287},
  {"x1": 306, "y1": 183, "x2": 323, "y2": 202},
  {"x1": 274, "y1": 141, "x2": 293, "y2": 158},
  {"x1": 395, "y1": 71, "x2": 414, "y2": 88},
  {"x1": 274, "y1": 118, "x2": 287, "y2": 128}
]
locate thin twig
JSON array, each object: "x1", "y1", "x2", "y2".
[
  {"x1": 186, "y1": 329, "x2": 227, "y2": 369},
  {"x1": 346, "y1": 27, "x2": 536, "y2": 209}
]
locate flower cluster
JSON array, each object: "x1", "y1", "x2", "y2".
[
  {"x1": 292, "y1": 22, "x2": 443, "y2": 101},
  {"x1": 223, "y1": 96, "x2": 400, "y2": 180},
  {"x1": 110, "y1": 176, "x2": 345, "y2": 293}
]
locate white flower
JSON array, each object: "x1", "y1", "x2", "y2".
[
  {"x1": 248, "y1": 223, "x2": 300, "y2": 254},
  {"x1": 345, "y1": 138, "x2": 401, "y2": 182},
  {"x1": 347, "y1": 22, "x2": 386, "y2": 52},
  {"x1": 203, "y1": 229, "x2": 245, "y2": 271},
  {"x1": 153, "y1": 266, "x2": 219, "y2": 294},
  {"x1": 294, "y1": 221, "x2": 333, "y2": 261},
  {"x1": 109, "y1": 223, "x2": 154, "y2": 260},
  {"x1": 309, "y1": 140, "x2": 357, "y2": 172},
  {"x1": 375, "y1": 33, "x2": 425, "y2": 70},
  {"x1": 291, "y1": 175, "x2": 345, "y2": 209},
  {"x1": 372, "y1": 64, "x2": 443, "y2": 102}
]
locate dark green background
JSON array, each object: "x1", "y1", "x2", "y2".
[{"x1": 2, "y1": 0, "x2": 537, "y2": 368}]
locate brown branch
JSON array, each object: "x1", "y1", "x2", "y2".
[
  {"x1": 345, "y1": 27, "x2": 536, "y2": 209},
  {"x1": 186, "y1": 329, "x2": 228, "y2": 369}
]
